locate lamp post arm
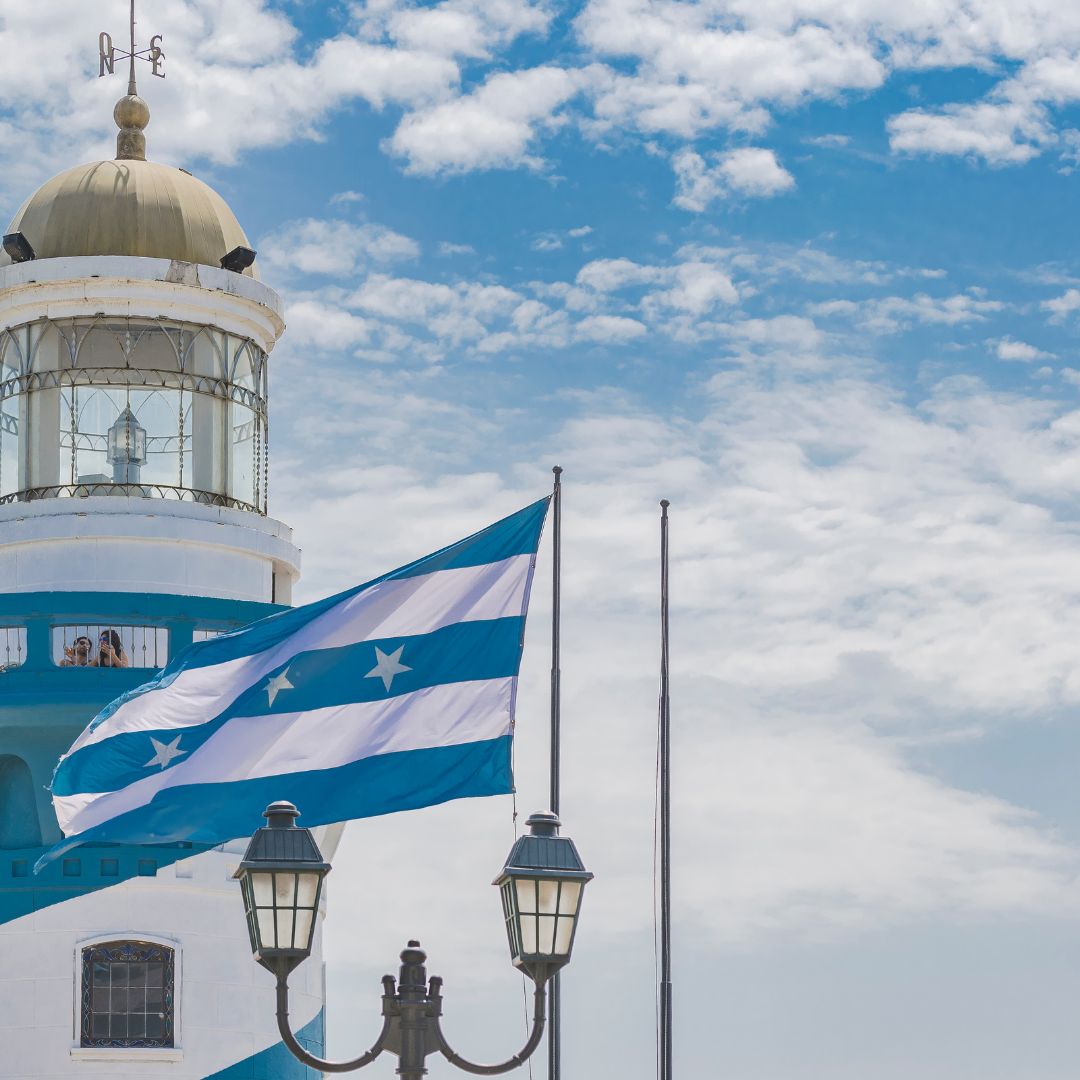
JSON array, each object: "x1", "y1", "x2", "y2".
[
  {"x1": 275, "y1": 972, "x2": 389, "y2": 1073},
  {"x1": 434, "y1": 978, "x2": 547, "y2": 1076}
]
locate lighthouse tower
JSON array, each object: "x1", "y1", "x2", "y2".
[{"x1": 0, "y1": 79, "x2": 332, "y2": 1078}]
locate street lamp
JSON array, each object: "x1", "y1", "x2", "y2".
[{"x1": 234, "y1": 802, "x2": 592, "y2": 1077}]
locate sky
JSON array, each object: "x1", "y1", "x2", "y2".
[{"x1": 6, "y1": 0, "x2": 1080, "y2": 1076}]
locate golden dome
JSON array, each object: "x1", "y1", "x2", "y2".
[{"x1": 1, "y1": 157, "x2": 256, "y2": 276}]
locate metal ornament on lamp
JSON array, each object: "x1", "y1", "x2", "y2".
[{"x1": 233, "y1": 802, "x2": 592, "y2": 1077}]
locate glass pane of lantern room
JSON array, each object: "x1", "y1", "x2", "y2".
[
  {"x1": 128, "y1": 389, "x2": 181, "y2": 487},
  {"x1": 70, "y1": 387, "x2": 121, "y2": 485},
  {"x1": 1, "y1": 396, "x2": 19, "y2": 500},
  {"x1": 229, "y1": 400, "x2": 256, "y2": 507},
  {"x1": 190, "y1": 391, "x2": 227, "y2": 496}
]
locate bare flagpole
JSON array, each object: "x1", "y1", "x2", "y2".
[
  {"x1": 548, "y1": 465, "x2": 563, "y2": 1080},
  {"x1": 659, "y1": 499, "x2": 673, "y2": 1080}
]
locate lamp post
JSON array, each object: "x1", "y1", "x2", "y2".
[{"x1": 234, "y1": 803, "x2": 592, "y2": 1077}]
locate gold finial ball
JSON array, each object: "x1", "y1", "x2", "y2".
[{"x1": 114, "y1": 94, "x2": 150, "y2": 131}]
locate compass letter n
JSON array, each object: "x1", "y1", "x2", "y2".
[{"x1": 98, "y1": 32, "x2": 115, "y2": 77}]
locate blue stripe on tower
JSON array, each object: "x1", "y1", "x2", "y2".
[{"x1": 204, "y1": 1008, "x2": 325, "y2": 1079}]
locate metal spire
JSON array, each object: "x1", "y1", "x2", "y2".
[
  {"x1": 98, "y1": 0, "x2": 166, "y2": 160},
  {"x1": 128, "y1": 0, "x2": 138, "y2": 97}
]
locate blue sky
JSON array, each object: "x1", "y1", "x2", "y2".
[{"x1": 6, "y1": 1, "x2": 1080, "y2": 1076}]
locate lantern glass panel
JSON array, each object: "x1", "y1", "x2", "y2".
[
  {"x1": 256, "y1": 907, "x2": 276, "y2": 949},
  {"x1": 294, "y1": 909, "x2": 314, "y2": 949},
  {"x1": 558, "y1": 881, "x2": 581, "y2": 915},
  {"x1": 274, "y1": 872, "x2": 297, "y2": 907},
  {"x1": 554, "y1": 917, "x2": 574, "y2": 954},
  {"x1": 538, "y1": 915, "x2": 557, "y2": 953},
  {"x1": 520, "y1": 914, "x2": 537, "y2": 953},
  {"x1": 251, "y1": 872, "x2": 274, "y2": 906},
  {"x1": 296, "y1": 872, "x2": 320, "y2": 907},
  {"x1": 276, "y1": 909, "x2": 295, "y2": 949},
  {"x1": 538, "y1": 880, "x2": 559, "y2": 914},
  {"x1": 515, "y1": 879, "x2": 537, "y2": 914}
]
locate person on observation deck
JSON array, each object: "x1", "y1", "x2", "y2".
[
  {"x1": 61, "y1": 635, "x2": 93, "y2": 667},
  {"x1": 92, "y1": 630, "x2": 128, "y2": 668}
]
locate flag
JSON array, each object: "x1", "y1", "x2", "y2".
[{"x1": 40, "y1": 497, "x2": 549, "y2": 866}]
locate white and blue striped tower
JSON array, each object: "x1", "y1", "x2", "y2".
[{"x1": 0, "y1": 80, "x2": 338, "y2": 1077}]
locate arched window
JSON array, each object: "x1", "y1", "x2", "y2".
[
  {"x1": 0, "y1": 755, "x2": 41, "y2": 848},
  {"x1": 80, "y1": 940, "x2": 175, "y2": 1048}
]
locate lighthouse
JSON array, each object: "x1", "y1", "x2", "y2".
[{"x1": 0, "y1": 68, "x2": 334, "y2": 1078}]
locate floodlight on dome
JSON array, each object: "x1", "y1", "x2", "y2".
[
  {"x1": 221, "y1": 246, "x2": 256, "y2": 274},
  {"x1": 3, "y1": 232, "x2": 36, "y2": 264}
]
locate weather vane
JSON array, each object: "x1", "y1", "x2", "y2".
[{"x1": 98, "y1": 0, "x2": 164, "y2": 95}]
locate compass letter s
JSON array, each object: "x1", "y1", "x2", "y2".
[{"x1": 99, "y1": 32, "x2": 115, "y2": 77}]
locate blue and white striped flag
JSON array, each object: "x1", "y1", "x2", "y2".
[{"x1": 41, "y1": 498, "x2": 549, "y2": 863}]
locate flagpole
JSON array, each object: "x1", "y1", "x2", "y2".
[
  {"x1": 548, "y1": 465, "x2": 563, "y2": 1080},
  {"x1": 659, "y1": 499, "x2": 672, "y2": 1080}
]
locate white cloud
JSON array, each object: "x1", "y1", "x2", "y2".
[
  {"x1": 258, "y1": 219, "x2": 419, "y2": 277},
  {"x1": 1043, "y1": 288, "x2": 1080, "y2": 322},
  {"x1": 576, "y1": 257, "x2": 665, "y2": 292},
  {"x1": 813, "y1": 293, "x2": 1006, "y2": 334},
  {"x1": 575, "y1": 0, "x2": 1080, "y2": 168},
  {"x1": 381, "y1": 0, "x2": 552, "y2": 60},
  {"x1": 437, "y1": 241, "x2": 477, "y2": 256},
  {"x1": 575, "y1": 314, "x2": 648, "y2": 342},
  {"x1": 386, "y1": 66, "x2": 582, "y2": 175},
  {"x1": 568, "y1": 225, "x2": 594, "y2": 237},
  {"x1": 531, "y1": 233, "x2": 563, "y2": 252},
  {"x1": 888, "y1": 100, "x2": 1050, "y2": 166},
  {"x1": 995, "y1": 337, "x2": 1053, "y2": 363},
  {"x1": 806, "y1": 133, "x2": 852, "y2": 148},
  {"x1": 329, "y1": 190, "x2": 366, "y2": 205},
  {"x1": 673, "y1": 147, "x2": 795, "y2": 211},
  {"x1": 645, "y1": 260, "x2": 740, "y2": 314},
  {"x1": 284, "y1": 299, "x2": 373, "y2": 350}
]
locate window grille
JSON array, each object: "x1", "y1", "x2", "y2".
[
  {"x1": 80, "y1": 940, "x2": 175, "y2": 1048},
  {"x1": 192, "y1": 628, "x2": 224, "y2": 643},
  {"x1": 53, "y1": 625, "x2": 168, "y2": 669},
  {"x1": 0, "y1": 627, "x2": 26, "y2": 672}
]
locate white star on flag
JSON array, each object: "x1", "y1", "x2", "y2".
[
  {"x1": 143, "y1": 735, "x2": 187, "y2": 771},
  {"x1": 266, "y1": 668, "x2": 294, "y2": 707},
  {"x1": 365, "y1": 645, "x2": 412, "y2": 692}
]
